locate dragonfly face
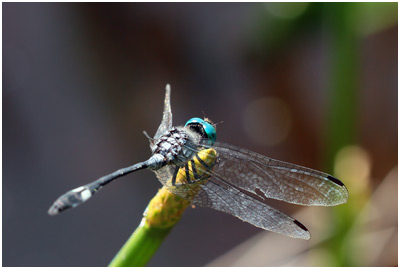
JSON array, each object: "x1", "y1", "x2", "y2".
[
  {"x1": 185, "y1": 117, "x2": 217, "y2": 145},
  {"x1": 49, "y1": 84, "x2": 348, "y2": 240}
]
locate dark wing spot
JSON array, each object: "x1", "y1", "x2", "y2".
[
  {"x1": 327, "y1": 175, "x2": 344, "y2": 186},
  {"x1": 293, "y1": 219, "x2": 309, "y2": 232}
]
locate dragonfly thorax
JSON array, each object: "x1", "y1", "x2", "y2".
[{"x1": 152, "y1": 127, "x2": 201, "y2": 167}]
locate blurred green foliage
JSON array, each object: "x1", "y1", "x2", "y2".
[{"x1": 251, "y1": 2, "x2": 397, "y2": 266}]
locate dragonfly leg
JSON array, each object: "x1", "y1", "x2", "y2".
[
  {"x1": 184, "y1": 164, "x2": 192, "y2": 183},
  {"x1": 171, "y1": 166, "x2": 179, "y2": 186}
]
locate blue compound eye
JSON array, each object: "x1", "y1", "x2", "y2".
[{"x1": 185, "y1": 117, "x2": 217, "y2": 145}]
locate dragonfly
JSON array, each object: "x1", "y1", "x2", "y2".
[{"x1": 48, "y1": 84, "x2": 348, "y2": 240}]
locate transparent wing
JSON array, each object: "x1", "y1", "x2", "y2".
[
  {"x1": 153, "y1": 141, "x2": 347, "y2": 239},
  {"x1": 193, "y1": 179, "x2": 311, "y2": 239},
  {"x1": 154, "y1": 84, "x2": 173, "y2": 141},
  {"x1": 154, "y1": 158, "x2": 311, "y2": 240},
  {"x1": 207, "y1": 142, "x2": 349, "y2": 206}
]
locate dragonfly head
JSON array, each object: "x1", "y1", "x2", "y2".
[{"x1": 185, "y1": 117, "x2": 216, "y2": 145}]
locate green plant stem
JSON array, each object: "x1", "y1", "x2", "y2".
[
  {"x1": 108, "y1": 222, "x2": 173, "y2": 267},
  {"x1": 324, "y1": 3, "x2": 359, "y2": 267},
  {"x1": 108, "y1": 187, "x2": 190, "y2": 267},
  {"x1": 325, "y1": 2, "x2": 358, "y2": 167}
]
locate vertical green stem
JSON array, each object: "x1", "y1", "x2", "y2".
[
  {"x1": 324, "y1": 3, "x2": 359, "y2": 266},
  {"x1": 325, "y1": 2, "x2": 358, "y2": 168}
]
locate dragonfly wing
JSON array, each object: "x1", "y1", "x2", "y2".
[
  {"x1": 192, "y1": 179, "x2": 311, "y2": 240},
  {"x1": 154, "y1": 84, "x2": 173, "y2": 141},
  {"x1": 208, "y1": 142, "x2": 348, "y2": 206},
  {"x1": 153, "y1": 145, "x2": 310, "y2": 239},
  {"x1": 154, "y1": 165, "x2": 174, "y2": 186}
]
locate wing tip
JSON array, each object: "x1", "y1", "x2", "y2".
[
  {"x1": 326, "y1": 175, "x2": 349, "y2": 204},
  {"x1": 327, "y1": 175, "x2": 344, "y2": 186},
  {"x1": 293, "y1": 219, "x2": 311, "y2": 240}
]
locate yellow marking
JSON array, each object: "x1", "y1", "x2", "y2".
[
  {"x1": 166, "y1": 148, "x2": 217, "y2": 200},
  {"x1": 176, "y1": 148, "x2": 217, "y2": 184}
]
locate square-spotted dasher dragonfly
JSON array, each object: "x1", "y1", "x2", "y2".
[{"x1": 49, "y1": 85, "x2": 348, "y2": 240}]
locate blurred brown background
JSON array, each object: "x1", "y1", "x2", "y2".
[{"x1": 3, "y1": 2, "x2": 397, "y2": 266}]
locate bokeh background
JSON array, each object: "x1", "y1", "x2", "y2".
[{"x1": 3, "y1": 2, "x2": 397, "y2": 266}]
